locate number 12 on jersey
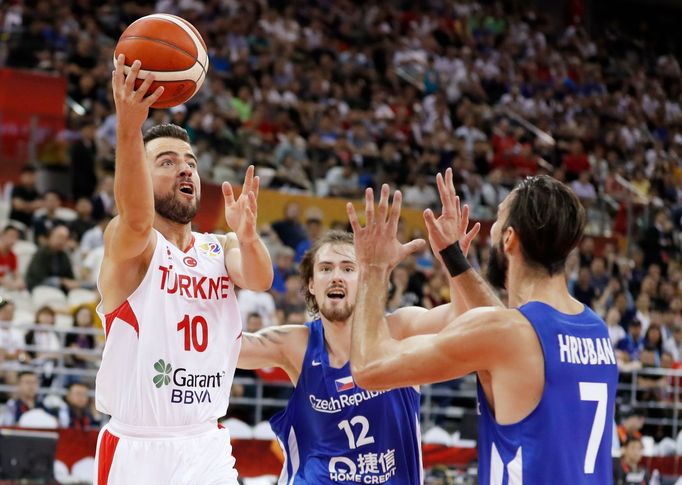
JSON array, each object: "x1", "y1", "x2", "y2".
[{"x1": 177, "y1": 314, "x2": 208, "y2": 352}]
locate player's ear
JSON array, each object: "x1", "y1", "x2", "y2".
[
  {"x1": 502, "y1": 226, "x2": 517, "y2": 253},
  {"x1": 308, "y1": 277, "x2": 315, "y2": 297}
]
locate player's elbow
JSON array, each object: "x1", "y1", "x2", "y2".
[
  {"x1": 119, "y1": 211, "x2": 154, "y2": 235},
  {"x1": 351, "y1": 362, "x2": 384, "y2": 391},
  {"x1": 245, "y1": 272, "x2": 273, "y2": 292}
]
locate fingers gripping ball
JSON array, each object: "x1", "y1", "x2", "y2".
[{"x1": 114, "y1": 14, "x2": 208, "y2": 109}]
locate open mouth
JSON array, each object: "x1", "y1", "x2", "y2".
[
  {"x1": 326, "y1": 288, "x2": 346, "y2": 300},
  {"x1": 178, "y1": 182, "x2": 194, "y2": 195}
]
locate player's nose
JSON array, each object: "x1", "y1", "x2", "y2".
[{"x1": 178, "y1": 161, "x2": 193, "y2": 177}]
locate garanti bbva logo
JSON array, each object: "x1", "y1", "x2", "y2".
[
  {"x1": 152, "y1": 358, "x2": 226, "y2": 404},
  {"x1": 153, "y1": 359, "x2": 172, "y2": 388}
]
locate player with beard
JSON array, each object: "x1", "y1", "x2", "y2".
[
  {"x1": 348, "y1": 174, "x2": 619, "y2": 484},
  {"x1": 236, "y1": 187, "x2": 480, "y2": 483},
  {"x1": 93, "y1": 56, "x2": 273, "y2": 485}
]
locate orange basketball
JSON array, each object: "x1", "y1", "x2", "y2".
[{"x1": 114, "y1": 14, "x2": 208, "y2": 109}]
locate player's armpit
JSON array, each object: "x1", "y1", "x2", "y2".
[
  {"x1": 103, "y1": 216, "x2": 155, "y2": 262},
  {"x1": 352, "y1": 307, "x2": 517, "y2": 391},
  {"x1": 237, "y1": 325, "x2": 308, "y2": 378}
]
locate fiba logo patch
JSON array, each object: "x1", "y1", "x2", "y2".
[
  {"x1": 183, "y1": 256, "x2": 198, "y2": 267},
  {"x1": 198, "y1": 242, "x2": 221, "y2": 257}
]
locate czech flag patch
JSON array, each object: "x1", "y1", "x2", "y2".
[{"x1": 335, "y1": 376, "x2": 355, "y2": 392}]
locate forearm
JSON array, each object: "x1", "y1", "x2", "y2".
[
  {"x1": 114, "y1": 127, "x2": 154, "y2": 229},
  {"x1": 449, "y1": 268, "x2": 504, "y2": 310},
  {"x1": 351, "y1": 264, "x2": 395, "y2": 375},
  {"x1": 236, "y1": 238, "x2": 273, "y2": 291}
]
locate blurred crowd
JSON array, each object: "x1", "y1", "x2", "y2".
[{"x1": 0, "y1": 1, "x2": 682, "y2": 479}]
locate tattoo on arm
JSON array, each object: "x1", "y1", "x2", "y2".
[{"x1": 246, "y1": 327, "x2": 288, "y2": 346}]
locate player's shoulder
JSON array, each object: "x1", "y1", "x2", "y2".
[{"x1": 455, "y1": 306, "x2": 529, "y2": 335}]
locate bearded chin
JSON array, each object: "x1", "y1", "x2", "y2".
[
  {"x1": 320, "y1": 301, "x2": 355, "y2": 323},
  {"x1": 155, "y1": 192, "x2": 199, "y2": 225},
  {"x1": 485, "y1": 242, "x2": 508, "y2": 290}
]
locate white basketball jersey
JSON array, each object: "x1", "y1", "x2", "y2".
[{"x1": 95, "y1": 230, "x2": 242, "y2": 427}]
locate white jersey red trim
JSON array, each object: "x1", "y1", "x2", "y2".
[{"x1": 95, "y1": 230, "x2": 242, "y2": 428}]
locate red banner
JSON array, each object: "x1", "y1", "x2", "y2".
[{"x1": 0, "y1": 69, "x2": 66, "y2": 183}]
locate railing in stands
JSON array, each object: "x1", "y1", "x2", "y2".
[{"x1": 1, "y1": 323, "x2": 681, "y2": 438}]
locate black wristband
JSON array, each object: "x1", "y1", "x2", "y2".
[{"x1": 439, "y1": 241, "x2": 471, "y2": 277}]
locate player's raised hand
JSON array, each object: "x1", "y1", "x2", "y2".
[
  {"x1": 111, "y1": 54, "x2": 164, "y2": 129},
  {"x1": 347, "y1": 184, "x2": 426, "y2": 270},
  {"x1": 223, "y1": 165, "x2": 260, "y2": 244},
  {"x1": 423, "y1": 168, "x2": 481, "y2": 259}
]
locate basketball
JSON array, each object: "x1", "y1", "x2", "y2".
[{"x1": 114, "y1": 14, "x2": 208, "y2": 109}]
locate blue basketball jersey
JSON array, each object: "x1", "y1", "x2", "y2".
[
  {"x1": 477, "y1": 301, "x2": 618, "y2": 485},
  {"x1": 270, "y1": 319, "x2": 423, "y2": 484}
]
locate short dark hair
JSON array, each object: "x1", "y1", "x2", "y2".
[
  {"x1": 17, "y1": 370, "x2": 37, "y2": 380},
  {"x1": 299, "y1": 230, "x2": 354, "y2": 315},
  {"x1": 504, "y1": 175, "x2": 585, "y2": 276},
  {"x1": 143, "y1": 123, "x2": 190, "y2": 145},
  {"x1": 67, "y1": 381, "x2": 89, "y2": 391},
  {"x1": 2, "y1": 224, "x2": 21, "y2": 236}
]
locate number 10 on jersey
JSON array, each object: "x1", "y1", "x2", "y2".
[{"x1": 177, "y1": 314, "x2": 208, "y2": 352}]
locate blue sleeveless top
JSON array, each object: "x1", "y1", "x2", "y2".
[
  {"x1": 477, "y1": 301, "x2": 618, "y2": 484},
  {"x1": 270, "y1": 319, "x2": 423, "y2": 484}
]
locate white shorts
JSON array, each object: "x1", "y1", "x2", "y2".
[{"x1": 93, "y1": 420, "x2": 238, "y2": 485}]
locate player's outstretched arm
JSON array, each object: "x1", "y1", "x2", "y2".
[
  {"x1": 387, "y1": 178, "x2": 483, "y2": 339},
  {"x1": 424, "y1": 168, "x2": 504, "y2": 310},
  {"x1": 237, "y1": 325, "x2": 307, "y2": 383},
  {"x1": 221, "y1": 165, "x2": 274, "y2": 292},
  {"x1": 106, "y1": 54, "x2": 164, "y2": 262}
]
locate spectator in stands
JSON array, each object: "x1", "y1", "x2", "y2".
[
  {"x1": 271, "y1": 246, "x2": 297, "y2": 295},
  {"x1": 90, "y1": 174, "x2": 115, "y2": 220},
  {"x1": 245, "y1": 313, "x2": 263, "y2": 334},
  {"x1": 57, "y1": 382, "x2": 99, "y2": 429},
  {"x1": 571, "y1": 266, "x2": 596, "y2": 307},
  {"x1": 237, "y1": 287, "x2": 278, "y2": 329},
  {"x1": 387, "y1": 264, "x2": 420, "y2": 311},
  {"x1": 271, "y1": 201, "x2": 306, "y2": 250},
  {"x1": 70, "y1": 121, "x2": 98, "y2": 201},
  {"x1": 79, "y1": 215, "x2": 110, "y2": 255},
  {"x1": 0, "y1": 225, "x2": 26, "y2": 291},
  {"x1": 613, "y1": 435, "x2": 650, "y2": 485},
  {"x1": 274, "y1": 273, "x2": 307, "y2": 323},
  {"x1": 617, "y1": 408, "x2": 645, "y2": 446},
  {"x1": 325, "y1": 159, "x2": 363, "y2": 198},
  {"x1": 69, "y1": 198, "x2": 96, "y2": 243},
  {"x1": 562, "y1": 140, "x2": 590, "y2": 181},
  {"x1": 9, "y1": 166, "x2": 43, "y2": 229},
  {"x1": 0, "y1": 371, "x2": 50, "y2": 426},
  {"x1": 571, "y1": 171, "x2": 598, "y2": 206},
  {"x1": 32, "y1": 191, "x2": 67, "y2": 245},
  {"x1": 64, "y1": 305, "x2": 98, "y2": 385},
  {"x1": 641, "y1": 209, "x2": 675, "y2": 276},
  {"x1": 294, "y1": 208, "x2": 324, "y2": 263},
  {"x1": 0, "y1": 297, "x2": 24, "y2": 387},
  {"x1": 663, "y1": 323, "x2": 682, "y2": 361},
  {"x1": 24, "y1": 306, "x2": 61, "y2": 388},
  {"x1": 617, "y1": 319, "x2": 645, "y2": 363},
  {"x1": 26, "y1": 224, "x2": 81, "y2": 293},
  {"x1": 589, "y1": 256, "x2": 611, "y2": 297},
  {"x1": 606, "y1": 307, "x2": 626, "y2": 345},
  {"x1": 403, "y1": 174, "x2": 439, "y2": 210}
]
